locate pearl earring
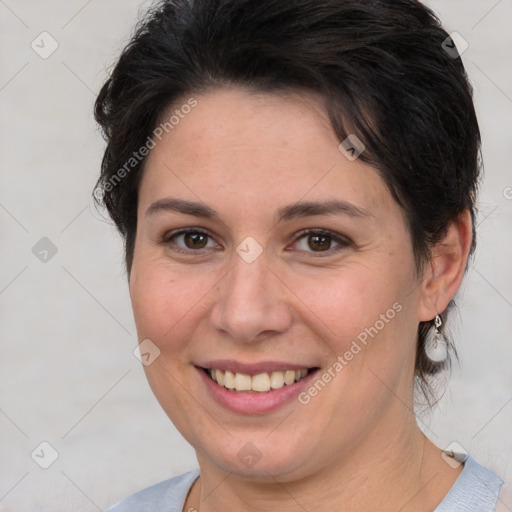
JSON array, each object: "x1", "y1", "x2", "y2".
[{"x1": 425, "y1": 314, "x2": 448, "y2": 362}]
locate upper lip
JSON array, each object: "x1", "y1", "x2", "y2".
[{"x1": 197, "y1": 360, "x2": 318, "y2": 376}]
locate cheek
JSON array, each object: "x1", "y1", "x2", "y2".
[
  {"x1": 288, "y1": 258, "x2": 415, "y2": 391},
  {"x1": 129, "y1": 260, "x2": 211, "y2": 431},
  {"x1": 290, "y1": 262, "x2": 399, "y2": 340},
  {"x1": 130, "y1": 265, "x2": 175, "y2": 341},
  {"x1": 129, "y1": 257, "x2": 215, "y2": 353}
]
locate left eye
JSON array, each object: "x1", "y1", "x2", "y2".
[{"x1": 293, "y1": 229, "x2": 349, "y2": 254}]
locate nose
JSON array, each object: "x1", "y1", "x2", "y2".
[{"x1": 209, "y1": 252, "x2": 293, "y2": 343}]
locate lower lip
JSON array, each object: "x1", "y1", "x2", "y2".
[{"x1": 198, "y1": 368, "x2": 318, "y2": 415}]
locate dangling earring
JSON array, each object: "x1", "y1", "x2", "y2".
[{"x1": 425, "y1": 314, "x2": 448, "y2": 362}]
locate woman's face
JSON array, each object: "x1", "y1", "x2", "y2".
[{"x1": 129, "y1": 87, "x2": 427, "y2": 480}]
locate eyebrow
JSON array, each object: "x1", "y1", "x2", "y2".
[{"x1": 145, "y1": 197, "x2": 373, "y2": 223}]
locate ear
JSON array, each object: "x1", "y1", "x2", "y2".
[{"x1": 417, "y1": 210, "x2": 473, "y2": 322}]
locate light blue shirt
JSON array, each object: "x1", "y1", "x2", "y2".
[{"x1": 106, "y1": 456, "x2": 503, "y2": 511}]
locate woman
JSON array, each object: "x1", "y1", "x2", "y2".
[{"x1": 94, "y1": 0, "x2": 506, "y2": 510}]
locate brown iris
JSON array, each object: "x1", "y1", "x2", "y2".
[
  {"x1": 184, "y1": 232, "x2": 208, "y2": 249},
  {"x1": 308, "y1": 234, "x2": 332, "y2": 251}
]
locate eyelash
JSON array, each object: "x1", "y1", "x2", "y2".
[{"x1": 161, "y1": 228, "x2": 350, "y2": 257}]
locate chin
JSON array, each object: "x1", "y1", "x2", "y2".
[{"x1": 193, "y1": 433, "x2": 319, "y2": 482}]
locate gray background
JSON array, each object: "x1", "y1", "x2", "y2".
[{"x1": 0, "y1": 1, "x2": 511, "y2": 510}]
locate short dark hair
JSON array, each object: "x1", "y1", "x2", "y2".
[{"x1": 94, "y1": 0, "x2": 481, "y2": 404}]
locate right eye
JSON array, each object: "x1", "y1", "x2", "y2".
[{"x1": 162, "y1": 228, "x2": 220, "y2": 254}]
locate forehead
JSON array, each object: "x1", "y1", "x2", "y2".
[{"x1": 139, "y1": 87, "x2": 394, "y2": 218}]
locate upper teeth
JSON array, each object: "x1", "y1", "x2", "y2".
[{"x1": 208, "y1": 368, "x2": 309, "y2": 392}]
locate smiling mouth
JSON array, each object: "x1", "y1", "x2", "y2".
[{"x1": 202, "y1": 367, "x2": 317, "y2": 393}]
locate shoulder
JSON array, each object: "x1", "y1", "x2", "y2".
[
  {"x1": 435, "y1": 455, "x2": 504, "y2": 511},
  {"x1": 106, "y1": 469, "x2": 200, "y2": 512}
]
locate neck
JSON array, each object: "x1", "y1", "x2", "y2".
[{"x1": 186, "y1": 412, "x2": 462, "y2": 512}]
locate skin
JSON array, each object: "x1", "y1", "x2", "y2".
[{"x1": 128, "y1": 87, "x2": 473, "y2": 511}]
